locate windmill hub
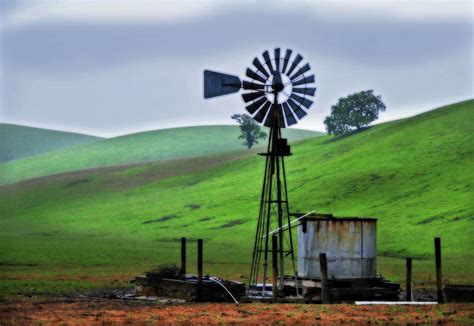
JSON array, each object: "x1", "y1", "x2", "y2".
[
  {"x1": 271, "y1": 71, "x2": 284, "y2": 92},
  {"x1": 266, "y1": 72, "x2": 291, "y2": 104}
]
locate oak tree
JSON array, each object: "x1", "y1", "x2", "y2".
[
  {"x1": 324, "y1": 90, "x2": 385, "y2": 136},
  {"x1": 231, "y1": 114, "x2": 267, "y2": 148}
]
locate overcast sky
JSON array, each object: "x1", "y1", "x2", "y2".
[{"x1": 0, "y1": 0, "x2": 472, "y2": 137}]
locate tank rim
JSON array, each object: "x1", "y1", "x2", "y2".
[{"x1": 304, "y1": 216, "x2": 377, "y2": 222}]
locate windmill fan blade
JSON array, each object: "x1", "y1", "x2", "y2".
[
  {"x1": 292, "y1": 87, "x2": 316, "y2": 96},
  {"x1": 286, "y1": 54, "x2": 303, "y2": 76},
  {"x1": 290, "y1": 63, "x2": 311, "y2": 81},
  {"x1": 253, "y1": 57, "x2": 270, "y2": 78},
  {"x1": 203, "y1": 70, "x2": 242, "y2": 99},
  {"x1": 246, "y1": 68, "x2": 267, "y2": 84},
  {"x1": 282, "y1": 49, "x2": 292, "y2": 73},
  {"x1": 274, "y1": 48, "x2": 281, "y2": 72},
  {"x1": 290, "y1": 93, "x2": 313, "y2": 109},
  {"x1": 254, "y1": 101, "x2": 271, "y2": 123},
  {"x1": 263, "y1": 104, "x2": 286, "y2": 128},
  {"x1": 282, "y1": 102, "x2": 298, "y2": 126},
  {"x1": 263, "y1": 110, "x2": 272, "y2": 127},
  {"x1": 262, "y1": 50, "x2": 274, "y2": 73},
  {"x1": 242, "y1": 91, "x2": 265, "y2": 103},
  {"x1": 288, "y1": 99, "x2": 307, "y2": 119},
  {"x1": 245, "y1": 96, "x2": 267, "y2": 114},
  {"x1": 243, "y1": 81, "x2": 265, "y2": 90},
  {"x1": 293, "y1": 74, "x2": 315, "y2": 86}
]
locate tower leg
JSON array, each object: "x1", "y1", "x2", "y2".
[{"x1": 248, "y1": 93, "x2": 297, "y2": 297}]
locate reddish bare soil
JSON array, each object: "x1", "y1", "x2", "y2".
[{"x1": 1, "y1": 298, "x2": 473, "y2": 325}]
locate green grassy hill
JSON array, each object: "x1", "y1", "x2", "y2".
[
  {"x1": 0, "y1": 100, "x2": 472, "y2": 295},
  {"x1": 0, "y1": 124, "x2": 102, "y2": 162},
  {"x1": 0, "y1": 125, "x2": 320, "y2": 185}
]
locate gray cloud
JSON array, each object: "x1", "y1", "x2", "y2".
[
  {"x1": 0, "y1": 2, "x2": 472, "y2": 136},
  {"x1": 2, "y1": 9, "x2": 471, "y2": 72}
]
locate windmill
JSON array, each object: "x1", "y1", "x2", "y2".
[{"x1": 203, "y1": 48, "x2": 316, "y2": 297}]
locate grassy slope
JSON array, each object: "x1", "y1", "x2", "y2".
[
  {"x1": 0, "y1": 124, "x2": 102, "y2": 163},
  {"x1": 0, "y1": 126, "x2": 319, "y2": 185},
  {"x1": 0, "y1": 100, "x2": 472, "y2": 295}
]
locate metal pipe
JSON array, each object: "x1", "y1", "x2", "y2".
[
  {"x1": 264, "y1": 210, "x2": 315, "y2": 238},
  {"x1": 261, "y1": 117, "x2": 276, "y2": 297},
  {"x1": 273, "y1": 92, "x2": 285, "y2": 292},
  {"x1": 356, "y1": 302, "x2": 437, "y2": 305},
  {"x1": 248, "y1": 122, "x2": 272, "y2": 295},
  {"x1": 281, "y1": 154, "x2": 300, "y2": 297},
  {"x1": 272, "y1": 234, "x2": 278, "y2": 302},
  {"x1": 209, "y1": 277, "x2": 239, "y2": 306}
]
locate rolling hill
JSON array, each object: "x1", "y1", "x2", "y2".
[
  {"x1": 0, "y1": 124, "x2": 102, "y2": 162},
  {"x1": 0, "y1": 100, "x2": 472, "y2": 295},
  {"x1": 0, "y1": 125, "x2": 320, "y2": 185}
]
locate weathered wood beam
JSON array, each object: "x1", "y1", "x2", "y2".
[{"x1": 319, "y1": 253, "x2": 329, "y2": 304}]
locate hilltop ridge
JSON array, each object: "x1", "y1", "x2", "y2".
[
  {"x1": 0, "y1": 125, "x2": 320, "y2": 184},
  {"x1": 0, "y1": 123, "x2": 102, "y2": 162}
]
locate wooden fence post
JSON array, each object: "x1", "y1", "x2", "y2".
[
  {"x1": 406, "y1": 257, "x2": 412, "y2": 301},
  {"x1": 197, "y1": 239, "x2": 203, "y2": 285},
  {"x1": 180, "y1": 237, "x2": 186, "y2": 275},
  {"x1": 435, "y1": 237, "x2": 443, "y2": 303},
  {"x1": 319, "y1": 253, "x2": 329, "y2": 304}
]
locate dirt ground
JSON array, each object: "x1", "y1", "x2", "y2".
[{"x1": 1, "y1": 297, "x2": 473, "y2": 325}]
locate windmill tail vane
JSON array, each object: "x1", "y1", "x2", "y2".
[{"x1": 203, "y1": 48, "x2": 317, "y2": 297}]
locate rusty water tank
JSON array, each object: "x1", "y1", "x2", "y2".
[{"x1": 298, "y1": 215, "x2": 377, "y2": 279}]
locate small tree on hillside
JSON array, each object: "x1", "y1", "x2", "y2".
[
  {"x1": 231, "y1": 114, "x2": 267, "y2": 149},
  {"x1": 324, "y1": 90, "x2": 386, "y2": 136}
]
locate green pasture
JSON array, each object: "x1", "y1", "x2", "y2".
[{"x1": 0, "y1": 100, "x2": 472, "y2": 295}]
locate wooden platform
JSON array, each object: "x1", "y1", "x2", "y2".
[
  {"x1": 444, "y1": 285, "x2": 474, "y2": 303},
  {"x1": 135, "y1": 273, "x2": 400, "y2": 304},
  {"x1": 134, "y1": 274, "x2": 245, "y2": 302},
  {"x1": 283, "y1": 275, "x2": 400, "y2": 303}
]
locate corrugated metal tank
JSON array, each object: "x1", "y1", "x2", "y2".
[{"x1": 298, "y1": 217, "x2": 377, "y2": 279}]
